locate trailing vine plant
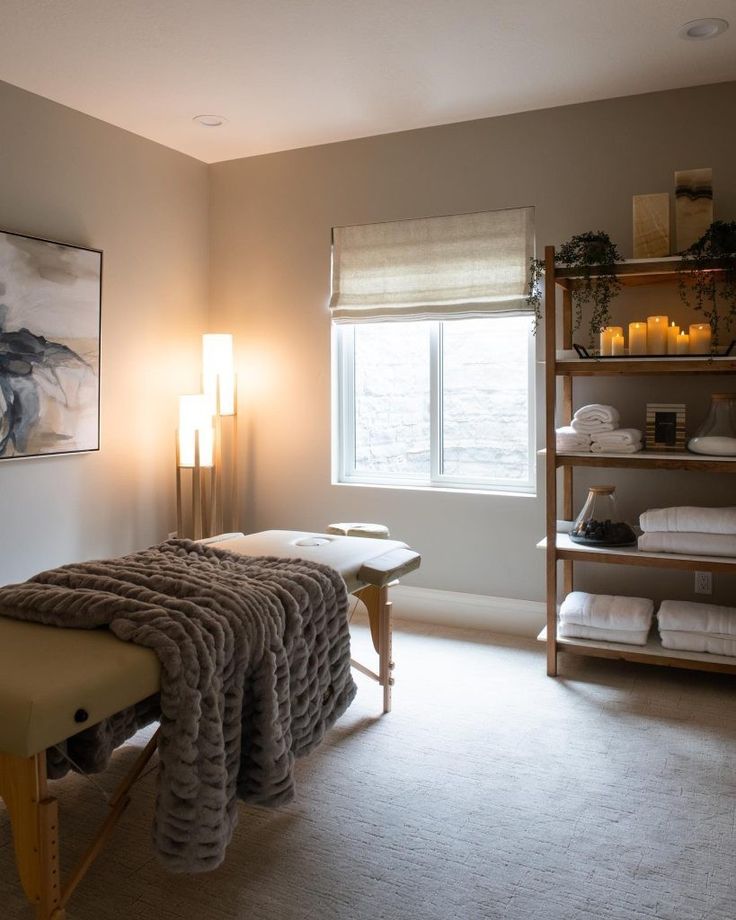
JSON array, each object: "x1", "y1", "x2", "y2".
[
  {"x1": 526, "y1": 257, "x2": 544, "y2": 334},
  {"x1": 526, "y1": 231, "x2": 623, "y2": 346},
  {"x1": 678, "y1": 220, "x2": 736, "y2": 346}
]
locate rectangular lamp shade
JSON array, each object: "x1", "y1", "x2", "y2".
[
  {"x1": 203, "y1": 333, "x2": 236, "y2": 416},
  {"x1": 178, "y1": 394, "x2": 214, "y2": 467}
]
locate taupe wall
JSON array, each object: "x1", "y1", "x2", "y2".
[
  {"x1": 3, "y1": 78, "x2": 734, "y2": 608},
  {"x1": 0, "y1": 81, "x2": 209, "y2": 584},
  {"x1": 209, "y1": 82, "x2": 736, "y2": 605}
]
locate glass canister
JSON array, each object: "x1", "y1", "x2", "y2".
[
  {"x1": 688, "y1": 394, "x2": 736, "y2": 456},
  {"x1": 570, "y1": 485, "x2": 637, "y2": 546}
]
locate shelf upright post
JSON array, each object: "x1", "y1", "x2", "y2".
[
  {"x1": 561, "y1": 284, "x2": 574, "y2": 596},
  {"x1": 544, "y1": 245, "x2": 559, "y2": 676}
]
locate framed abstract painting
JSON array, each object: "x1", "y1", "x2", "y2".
[{"x1": 0, "y1": 229, "x2": 102, "y2": 461}]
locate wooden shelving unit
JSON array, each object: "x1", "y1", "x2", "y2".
[{"x1": 542, "y1": 245, "x2": 736, "y2": 677}]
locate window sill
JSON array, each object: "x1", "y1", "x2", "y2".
[{"x1": 333, "y1": 480, "x2": 537, "y2": 499}]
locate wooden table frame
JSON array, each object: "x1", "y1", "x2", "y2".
[{"x1": 0, "y1": 583, "x2": 394, "y2": 919}]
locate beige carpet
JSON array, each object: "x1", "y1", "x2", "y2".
[{"x1": 2, "y1": 617, "x2": 735, "y2": 920}]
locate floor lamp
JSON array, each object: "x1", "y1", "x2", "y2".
[
  {"x1": 202, "y1": 334, "x2": 239, "y2": 535},
  {"x1": 176, "y1": 394, "x2": 216, "y2": 540}
]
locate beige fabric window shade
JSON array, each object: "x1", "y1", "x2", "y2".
[{"x1": 330, "y1": 207, "x2": 534, "y2": 323}]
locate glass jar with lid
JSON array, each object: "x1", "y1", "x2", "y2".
[
  {"x1": 688, "y1": 394, "x2": 736, "y2": 456},
  {"x1": 570, "y1": 485, "x2": 637, "y2": 546}
]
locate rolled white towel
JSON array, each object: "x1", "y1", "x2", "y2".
[
  {"x1": 556, "y1": 426, "x2": 591, "y2": 452},
  {"x1": 639, "y1": 506, "x2": 736, "y2": 535},
  {"x1": 658, "y1": 600, "x2": 736, "y2": 636},
  {"x1": 558, "y1": 622, "x2": 650, "y2": 646},
  {"x1": 590, "y1": 441, "x2": 643, "y2": 454},
  {"x1": 571, "y1": 418, "x2": 616, "y2": 434},
  {"x1": 571, "y1": 405, "x2": 620, "y2": 433},
  {"x1": 559, "y1": 591, "x2": 654, "y2": 631},
  {"x1": 638, "y1": 531, "x2": 736, "y2": 557},
  {"x1": 573, "y1": 404, "x2": 620, "y2": 424}
]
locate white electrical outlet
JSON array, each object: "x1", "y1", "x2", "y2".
[
  {"x1": 167, "y1": 531, "x2": 177, "y2": 540},
  {"x1": 694, "y1": 572, "x2": 712, "y2": 595}
]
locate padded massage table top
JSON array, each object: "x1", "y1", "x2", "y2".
[{"x1": 0, "y1": 530, "x2": 420, "y2": 759}]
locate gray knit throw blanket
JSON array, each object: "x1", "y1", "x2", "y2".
[{"x1": 0, "y1": 539, "x2": 357, "y2": 872}]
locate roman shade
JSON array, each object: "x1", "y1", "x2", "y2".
[{"x1": 330, "y1": 206, "x2": 534, "y2": 323}]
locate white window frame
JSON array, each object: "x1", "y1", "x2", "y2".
[{"x1": 333, "y1": 319, "x2": 536, "y2": 494}]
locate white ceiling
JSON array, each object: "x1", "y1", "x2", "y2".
[{"x1": 1, "y1": 0, "x2": 735, "y2": 164}]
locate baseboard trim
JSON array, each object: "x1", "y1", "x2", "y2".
[{"x1": 390, "y1": 585, "x2": 545, "y2": 638}]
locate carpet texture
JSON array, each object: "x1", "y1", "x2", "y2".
[{"x1": 2, "y1": 615, "x2": 735, "y2": 919}]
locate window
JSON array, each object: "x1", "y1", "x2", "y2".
[
  {"x1": 330, "y1": 207, "x2": 535, "y2": 493},
  {"x1": 335, "y1": 316, "x2": 534, "y2": 492}
]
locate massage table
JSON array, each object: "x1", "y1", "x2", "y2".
[{"x1": 0, "y1": 530, "x2": 420, "y2": 920}]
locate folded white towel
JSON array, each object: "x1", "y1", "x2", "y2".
[
  {"x1": 556, "y1": 426, "x2": 591, "y2": 452},
  {"x1": 573, "y1": 404, "x2": 620, "y2": 424},
  {"x1": 591, "y1": 428, "x2": 643, "y2": 447},
  {"x1": 639, "y1": 506, "x2": 736, "y2": 535},
  {"x1": 558, "y1": 622, "x2": 650, "y2": 645},
  {"x1": 571, "y1": 404, "x2": 620, "y2": 434},
  {"x1": 571, "y1": 405, "x2": 620, "y2": 434},
  {"x1": 590, "y1": 441, "x2": 643, "y2": 454},
  {"x1": 638, "y1": 531, "x2": 736, "y2": 557},
  {"x1": 658, "y1": 600, "x2": 736, "y2": 636},
  {"x1": 659, "y1": 630, "x2": 736, "y2": 658},
  {"x1": 559, "y1": 591, "x2": 654, "y2": 630},
  {"x1": 571, "y1": 418, "x2": 617, "y2": 434}
]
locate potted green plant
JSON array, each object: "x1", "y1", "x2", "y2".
[
  {"x1": 678, "y1": 220, "x2": 736, "y2": 345},
  {"x1": 527, "y1": 231, "x2": 623, "y2": 345}
]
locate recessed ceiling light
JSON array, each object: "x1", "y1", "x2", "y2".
[
  {"x1": 678, "y1": 18, "x2": 729, "y2": 40},
  {"x1": 193, "y1": 114, "x2": 228, "y2": 127}
]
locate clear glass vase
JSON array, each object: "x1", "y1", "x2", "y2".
[
  {"x1": 688, "y1": 394, "x2": 736, "y2": 456},
  {"x1": 570, "y1": 485, "x2": 637, "y2": 546}
]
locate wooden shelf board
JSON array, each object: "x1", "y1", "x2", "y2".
[
  {"x1": 538, "y1": 448, "x2": 736, "y2": 472},
  {"x1": 554, "y1": 357, "x2": 736, "y2": 376},
  {"x1": 538, "y1": 534, "x2": 736, "y2": 573},
  {"x1": 537, "y1": 626, "x2": 736, "y2": 675},
  {"x1": 554, "y1": 256, "x2": 730, "y2": 285}
]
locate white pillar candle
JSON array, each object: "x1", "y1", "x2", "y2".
[
  {"x1": 611, "y1": 333, "x2": 625, "y2": 356},
  {"x1": 178, "y1": 394, "x2": 214, "y2": 468},
  {"x1": 666, "y1": 322, "x2": 680, "y2": 354},
  {"x1": 599, "y1": 326, "x2": 623, "y2": 356},
  {"x1": 646, "y1": 315, "x2": 668, "y2": 354},
  {"x1": 628, "y1": 322, "x2": 648, "y2": 355},
  {"x1": 689, "y1": 323, "x2": 712, "y2": 355},
  {"x1": 676, "y1": 330, "x2": 690, "y2": 355}
]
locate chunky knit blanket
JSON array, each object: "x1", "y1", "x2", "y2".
[{"x1": 0, "y1": 539, "x2": 357, "y2": 872}]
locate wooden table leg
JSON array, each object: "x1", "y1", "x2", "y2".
[
  {"x1": 0, "y1": 751, "x2": 65, "y2": 920},
  {"x1": 356, "y1": 584, "x2": 395, "y2": 713}
]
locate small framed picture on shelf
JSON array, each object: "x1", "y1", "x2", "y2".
[{"x1": 646, "y1": 403, "x2": 686, "y2": 451}]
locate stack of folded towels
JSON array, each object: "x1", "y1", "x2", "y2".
[
  {"x1": 555, "y1": 405, "x2": 643, "y2": 454},
  {"x1": 658, "y1": 600, "x2": 736, "y2": 657},
  {"x1": 638, "y1": 506, "x2": 736, "y2": 557},
  {"x1": 559, "y1": 591, "x2": 654, "y2": 645}
]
